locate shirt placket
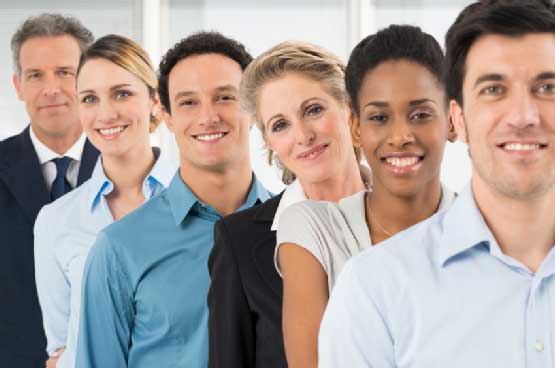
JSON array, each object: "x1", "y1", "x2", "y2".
[{"x1": 525, "y1": 275, "x2": 553, "y2": 368}]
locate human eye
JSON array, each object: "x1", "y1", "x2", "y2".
[
  {"x1": 26, "y1": 72, "x2": 41, "y2": 81},
  {"x1": 305, "y1": 104, "x2": 323, "y2": 117},
  {"x1": 178, "y1": 99, "x2": 196, "y2": 107},
  {"x1": 114, "y1": 90, "x2": 133, "y2": 100},
  {"x1": 271, "y1": 119, "x2": 289, "y2": 133},
  {"x1": 216, "y1": 94, "x2": 237, "y2": 102},
  {"x1": 57, "y1": 69, "x2": 74, "y2": 77},
  {"x1": 409, "y1": 110, "x2": 433, "y2": 122},
  {"x1": 479, "y1": 84, "x2": 505, "y2": 96},
  {"x1": 81, "y1": 95, "x2": 98, "y2": 104},
  {"x1": 536, "y1": 82, "x2": 555, "y2": 95},
  {"x1": 366, "y1": 112, "x2": 388, "y2": 125}
]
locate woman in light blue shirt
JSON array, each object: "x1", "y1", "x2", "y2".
[{"x1": 33, "y1": 34, "x2": 176, "y2": 368}]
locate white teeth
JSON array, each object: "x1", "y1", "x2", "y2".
[
  {"x1": 195, "y1": 133, "x2": 225, "y2": 141},
  {"x1": 99, "y1": 126, "x2": 125, "y2": 136},
  {"x1": 385, "y1": 157, "x2": 419, "y2": 167},
  {"x1": 503, "y1": 143, "x2": 540, "y2": 151}
]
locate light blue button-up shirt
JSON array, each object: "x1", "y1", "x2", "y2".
[
  {"x1": 34, "y1": 151, "x2": 176, "y2": 368},
  {"x1": 75, "y1": 172, "x2": 271, "y2": 368},
  {"x1": 319, "y1": 184, "x2": 555, "y2": 368}
]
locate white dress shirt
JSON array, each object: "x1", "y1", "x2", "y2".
[
  {"x1": 34, "y1": 153, "x2": 177, "y2": 368},
  {"x1": 29, "y1": 125, "x2": 85, "y2": 190}
]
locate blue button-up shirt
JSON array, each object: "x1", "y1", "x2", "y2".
[
  {"x1": 34, "y1": 152, "x2": 176, "y2": 368},
  {"x1": 319, "y1": 184, "x2": 555, "y2": 368},
  {"x1": 75, "y1": 172, "x2": 271, "y2": 368}
]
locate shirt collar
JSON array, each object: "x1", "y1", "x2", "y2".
[
  {"x1": 168, "y1": 172, "x2": 271, "y2": 226},
  {"x1": 88, "y1": 149, "x2": 177, "y2": 210},
  {"x1": 438, "y1": 183, "x2": 498, "y2": 266},
  {"x1": 271, "y1": 179, "x2": 307, "y2": 231},
  {"x1": 29, "y1": 125, "x2": 86, "y2": 164}
]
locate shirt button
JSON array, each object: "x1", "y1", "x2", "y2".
[{"x1": 535, "y1": 340, "x2": 544, "y2": 352}]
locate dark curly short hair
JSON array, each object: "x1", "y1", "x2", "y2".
[
  {"x1": 445, "y1": 0, "x2": 555, "y2": 107},
  {"x1": 158, "y1": 31, "x2": 253, "y2": 114},
  {"x1": 345, "y1": 25, "x2": 444, "y2": 115}
]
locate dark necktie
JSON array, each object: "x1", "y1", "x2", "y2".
[{"x1": 50, "y1": 157, "x2": 73, "y2": 201}]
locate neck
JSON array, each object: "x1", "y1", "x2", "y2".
[
  {"x1": 32, "y1": 123, "x2": 83, "y2": 155},
  {"x1": 367, "y1": 178, "x2": 442, "y2": 244},
  {"x1": 103, "y1": 144, "x2": 156, "y2": 197},
  {"x1": 179, "y1": 157, "x2": 254, "y2": 216},
  {"x1": 472, "y1": 176, "x2": 555, "y2": 273},
  {"x1": 299, "y1": 158, "x2": 365, "y2": 202}
]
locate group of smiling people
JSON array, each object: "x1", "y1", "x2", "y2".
[{"x1": 8, "y1": 0, "x2": 554, "y2": 367}]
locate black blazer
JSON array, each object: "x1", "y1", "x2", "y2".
[
  {"x1": 0, "y1": 126, "x2": 99, "y2": 368},
  {"x1": 208, "y1": 193, "x2": 287, "y2": 368}
]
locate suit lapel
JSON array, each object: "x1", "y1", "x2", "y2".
[
  {"x1": 0, "y1": 127, "x2": 50, "y2": 223},
  {"x1": 251, "y1": 193, "x2": 284, "y2": 298},
  {"x1": 77, "y1": 138, "x2": 99, "y2": 185}
]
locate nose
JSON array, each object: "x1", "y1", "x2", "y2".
[
  {"x1": 41, "y1": 74, "x2": 61, "y2": 97},
  {"x1": 505, "y1": 89, "x2": 540, "y2": 129},
  {"x1": 386, "y1": 117, "x2": 415, "y2": 147},
  {"x1": 97, "y1": 98, "x2": 118, "y2": 123},
  {"x1": 198, "y1": 101, "x2": 221, "y2": 127},
  {"x1": 294, "y1": 120, "x2": 316, "y2": 146}
]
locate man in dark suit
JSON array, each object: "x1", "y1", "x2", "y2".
[{"x1": 0, "y1": 14, "x2": 98, "y2": 367}]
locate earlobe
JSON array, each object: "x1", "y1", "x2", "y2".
[
  {"x1": 12, "y1": 74, "x2": 23, "y2": 101},
  {"x1": 449, "y1": 100, "x2": 467, "y2": 144}
]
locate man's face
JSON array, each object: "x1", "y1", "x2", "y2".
[
  {"x1": 163, "y1": 53, "x2": 250, "y2": 173},
  {"x1": 451, "y1": 33, "x2": 555, "y2": 200},
  {"x1": 13, "y1": 35, "x2": 82, "y2": 140}
]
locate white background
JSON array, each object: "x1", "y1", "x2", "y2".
[{"x1": 0, "y1": 0, "x2": 473, "y2": 193}]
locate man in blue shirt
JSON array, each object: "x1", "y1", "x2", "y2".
[
  {"x1": 75, "y1": 32, "x2": 271, "y2": 367},
  {"x1": 319, "y1": 1, "x2": 555, "y2": 367}
]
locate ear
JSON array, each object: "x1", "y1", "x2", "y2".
[
  {"x1": 447, "y1": 116, "x2": 458, "y2": 143},
  {"x1": 162, "y1": 108, "x2": 174, "y2": 133},
  {"x1": 449, "y1": 99, "x2": 467, "y2": 144},
  {"x1": 349, "y1": 110, "x2": 362, "y2": 148},
  {"x1": 12, "y1": 74, "x2": 23, "y2": 101}
]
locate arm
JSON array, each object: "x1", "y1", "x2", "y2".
[
  {"x1": 318, "y1": 260, "x2": 395, "y2": 368},
  {"x1": 207, "y1": 220, "x2": 255, "y2": 368},
  {"x1": 34, "y1": 209, "x2": 69, "y2": 358},
  {"x1": 75, "y1": 231, "x2": 134, "y2": 368},
  {"x1": 278, "y1": 243, "x2": 329, "y2": 368}
]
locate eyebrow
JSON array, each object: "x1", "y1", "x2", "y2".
[
  {"x1": 78, "y1": 83, "x2": 133, "y2": 95},
  {"x1": 173, "y1": 84, "x2": 239, "y2": 102},
  {"x1": 473, "y1": 73, "x2": 504, "y2": 88},
  {"x1": 535, "y1": 71, "x2": 555, "y2": 81},
  {"x1": 363, "y1": 101, "x2": 388, "y2": 109}
]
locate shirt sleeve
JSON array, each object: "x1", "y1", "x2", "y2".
[
  {"x1": 275, "y1": 200, "x2": 333, "y2": 277},
  {"x1": 318, "y1": 259, "x2": 396, "y2": 368},
  {"x1": 75, "y1": 231, "x2": 134, "y2": 367},
  {"x1": 207, "y1": 219, "x2": 255, "y2": 368},
  {"x1": 34, "y1": 207, "x2": 70, "y2": 356}
]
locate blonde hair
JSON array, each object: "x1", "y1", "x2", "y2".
[
  {"x1": 77, "y1": 34, "x2": 161, "y2": 133},
  {"x1": 240, "y1": 41, "x2": 357, "y2": 184}
]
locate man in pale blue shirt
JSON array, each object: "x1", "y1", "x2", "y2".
[
  {"x1": 319, "y1": 1, "x2": 555, "y2": 367},
  {"x1": 75, "y1": 32, "x2": 271, "y2": 367}
]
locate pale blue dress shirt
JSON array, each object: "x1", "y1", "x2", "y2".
[
  {"x1": 34, "y1": 151, "x2": 176, "y2": 368},
  {"x1": 319, "y1": 184, "x2": 555, "y2": 368},
  {"x1": 75, "y1": 172, "x2": 271, "y2": 368}
]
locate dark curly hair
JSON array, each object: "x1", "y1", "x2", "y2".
[
  {"x1": 345, "y1": 25, "x2": 444, "y2": 115},
  {"x1": 158, "y1": 31, "x2": 252, "y2": 114},
  {"x1": 445, "y1": 0, "x2": 555, "y2": 106}
]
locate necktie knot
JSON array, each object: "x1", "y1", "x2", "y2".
[{"x1": 50, "y1": 156, "x2": 73, "y2": 200}]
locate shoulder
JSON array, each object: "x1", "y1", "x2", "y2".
[
  {"x1": 0, "y1": 131, "x2": 25, "y2": 169},
  {"x1": 219, "y1": 193, "x2": 282, "y2": 230},
  {"x1": 279, "y1": 198, "x2": 345, "y2": 232},
  {"x1": 37, "y1": 180, "x2": 92, "y2": 225}
]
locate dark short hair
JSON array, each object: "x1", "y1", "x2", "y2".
[
  {"x1": 158, "y1": 31, "x2": 252, "y2": 114},
  {"x1": 11, "y1": 13, "x2": 93, "y2": 75},
  {"x1": 345, "y1": 24, "x2": 444, "y2": 115},
  {"x1": 445, "y1": 0, "x2": 555, "y2": 106}
]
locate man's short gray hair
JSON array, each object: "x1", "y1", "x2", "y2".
[{"x1": 11, "y1": 13, "x2": 93, "y2": 75}]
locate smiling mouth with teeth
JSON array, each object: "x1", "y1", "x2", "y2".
[
  {"x1": 500, "y1": 143, "x2": 546, "y2": 151},
  {"x1": 194, "y1": 132, "x2": 228, "y2": 142},
  {"x1": 98, "y1": 126, "x2": 127, "y2": 136},
  {"x1": 383, "y1": 156, "x2": 422, "y2": 168}
]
